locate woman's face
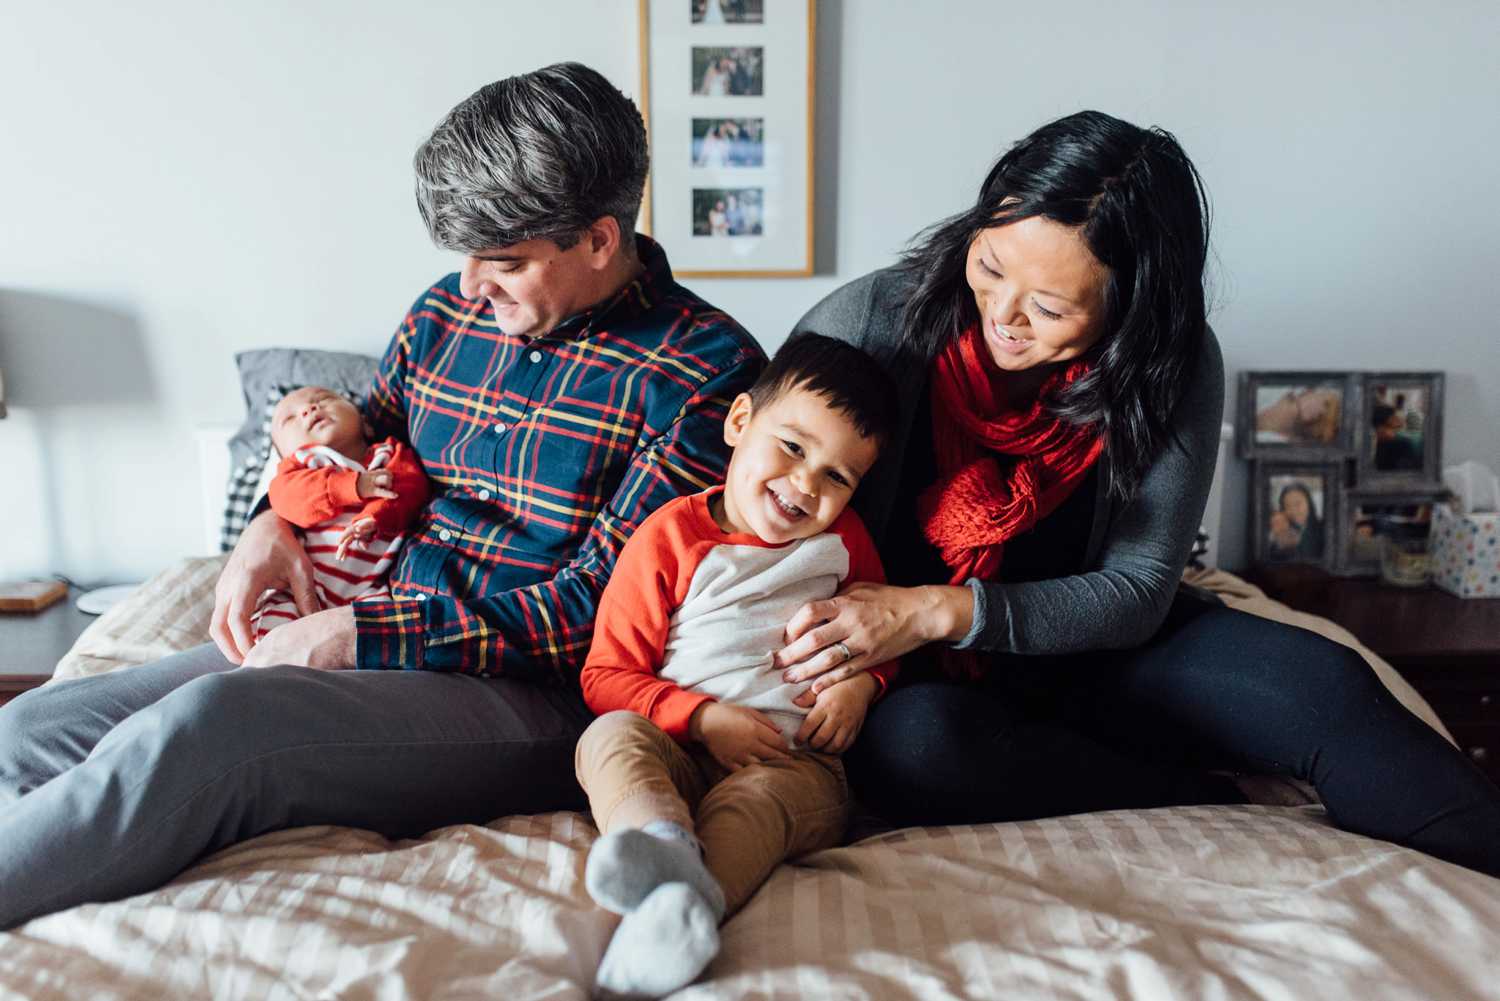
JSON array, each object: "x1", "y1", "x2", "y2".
[
  {"x1": 1282, "y1": 488, "x2": 1311, "y2": 526},
  {"x1": 965, "y1": 216, "x2": 1108, "y2": 373}
]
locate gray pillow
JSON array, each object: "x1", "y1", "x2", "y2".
[{"x1": 221, "y1": 348, "x2": 381, "y2": 551}]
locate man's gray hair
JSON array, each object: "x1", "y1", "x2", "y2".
[{"x1": 413, "y1": 62, "x2": 648, "y2": 254}]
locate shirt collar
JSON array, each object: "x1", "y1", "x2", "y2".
[{"x1": 546, "y1": 234, "x2": 675, "y2": 341}]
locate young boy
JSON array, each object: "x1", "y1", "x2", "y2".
[
  {"x1": 574, "y1": 333, "x2": 899, "y2": 997},
  {"x1": 251, "y1": 385, "x2": 430, "y2": 641}
]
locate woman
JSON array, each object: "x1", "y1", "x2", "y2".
[
  {"x1": 698, "y1": 57, "x2": 730, "y2": 97},
  {"x1": 1267, "y1": 482, "x2": 1324, "y2": 559},
  {"x1": 778, "y1": 110, "x2": 1500, "y2": 877},
  {"x1": 695, "y1": 121, "x2": 730, "y2": 168}
]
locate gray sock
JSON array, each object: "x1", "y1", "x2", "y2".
[
  {"x1": 585, "y1": 822, "x2": 726, "y2": 918},
  {"x1": 595, "y1": 882, "x2": 720, "y2": 998}
]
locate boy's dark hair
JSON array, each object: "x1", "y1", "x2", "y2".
[{"x1": 747, "y1": 333, "x2": 898, "y2": 444}]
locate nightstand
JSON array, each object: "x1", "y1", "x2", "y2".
[
  {"x1": 0, "y1": 589, "x2": 95, "y2": 706},
  {"x1": 1243, "y1": 564, "x2": 1500, "y2": 786}
]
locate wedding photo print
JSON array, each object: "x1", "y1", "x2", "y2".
[
  {"x1": 691, "y1": 0, "x2": 763, "y2": 23},
  {"x1": 1237, "y1": 371, "x2": 1353, "y2": 460},
  {"x1": 1252, "y1": 464, "x2": 1336, "y2": 566},
  {"x1": 640, "y1": 0, "x2": 813, "y2": 274},
  {"x1": 692, "y1": 117, "x2": 764, "y2": 166},
  {"x1": 692, "y1": 187, "x2": 763, "y2": 236},
  {"x1": 1359, "y1": 373, "x2": 1444, "y2": 483},
  {"x1": 692, "y1": 46, "x2": 763, "y2": 96}
]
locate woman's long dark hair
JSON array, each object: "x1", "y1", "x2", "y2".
[{"x1": 900, "y1": 110, "x2": 1211, "y2": 500}]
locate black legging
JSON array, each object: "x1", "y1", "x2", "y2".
[{"x1": 846, "y1": 589, "x2": 1500, "y2": 878}]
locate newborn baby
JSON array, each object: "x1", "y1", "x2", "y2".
[{"x1": 250, "y1": 386, "x2": 429, "y2": 642}]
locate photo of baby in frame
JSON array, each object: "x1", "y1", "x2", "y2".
[
  {"x1": 1252, "y1": 463, "x2": 1337, "y2": 567},
  {"x1": 1237, "y1": 371, "x2": 1354, "y2": 460}
]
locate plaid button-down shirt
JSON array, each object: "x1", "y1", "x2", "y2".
[{"x1": 351, "y1": 236, "x2": 764, "y2": 683}]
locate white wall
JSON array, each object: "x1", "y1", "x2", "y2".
[{"x1": 3, "y1": 0, "x2": 1496, "y2": 583}]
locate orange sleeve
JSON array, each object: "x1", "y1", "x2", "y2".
[
  {"x1": 579, "y1": 496, "x2": 717, "y2": 742},
  {"x1": 354, "y1": 440, "x2": 432, "y2": 536},
  {"x1": 830, "y1": 508, "x2": 900, "y2": 694},
  {"x1": 267, "y1": 454, "x2": 364, "y2": 529}
]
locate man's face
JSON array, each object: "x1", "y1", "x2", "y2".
[{"x1": 458, "y1": 235, "x2": 604, "y2": 340}]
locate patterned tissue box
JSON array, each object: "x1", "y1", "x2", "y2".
[{"x1": 1430, "y1": 503, "x2": 1500, "y2": 598}]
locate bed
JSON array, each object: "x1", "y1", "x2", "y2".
[{"x1": 2, "y1": 423, "x2": 1496, "y2": 1000}]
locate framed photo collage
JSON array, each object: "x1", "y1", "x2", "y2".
[
  {"x1": 637, "y1": 0, "x2": 814, "y2": 277},
  {"x1": 1238, "y1": 371, "x2": 1447, "y2": 576}
]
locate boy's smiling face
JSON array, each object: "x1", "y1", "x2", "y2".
[{"x1": 716, "y1": 383, "x2": 882, "y2": 544}]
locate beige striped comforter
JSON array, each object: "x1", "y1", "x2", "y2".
[
  {"x1": 2, "y1": 806, "x2": 1496, "y2": 1000},
  {"x1": 4, "y1": 560, "x2": 1494, "y2": 999}
]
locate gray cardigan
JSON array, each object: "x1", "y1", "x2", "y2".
[{"x1": 792, "y1": 268, "x2": 1225, "y2": 655}]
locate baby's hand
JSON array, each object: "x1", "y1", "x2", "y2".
[
  {"x1": 689, "y1": 701, "x2": 790, "y2": 772},
  {"x1": 335, "y1": 517, "x2": 377, "y2": 561},
  {"x1": 357, "y1": 470, "x2": 398, "y2": 500},
  {"x1": 794, "y1": 673, "x2": 878, "y2": 753}
]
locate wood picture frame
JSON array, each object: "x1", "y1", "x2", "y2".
[
  {"x1": 1332, "y1": 488, "x2": 1444, "y2": 577},
  {"x1": 1236, "y1": 370, "x2": 1358, "y2": 462},
  {"x1": 1354, "y1": 371, "x2": 1445, "y2": 489},
  {"x1": 1250, "y1": 461, "x2": 1340, "y2": 569},
  {"x1": 637, "y1": 0, "x2": 815, "y2": 277}
]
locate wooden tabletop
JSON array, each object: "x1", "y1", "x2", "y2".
[
  {"x1": 0, "y1": 589, "x2": 97, "y2": 681},
  {"x1": 1242, "y1": 564, "x2": 1500, "y2": 665}
]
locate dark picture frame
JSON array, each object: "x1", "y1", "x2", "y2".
[
  {"x1": 1355, "y1": 372, "x2": 1444, "y2": 488},
  {"x1": 1332, "y1": 489, "x2": 1443, "y2": 577},
  {"x1": 1250, "y1": 461, "x2": 1339, "y2": 568},
  {"x1": 1236, "y1": 371, "x2": 1358, "y2": 461}
]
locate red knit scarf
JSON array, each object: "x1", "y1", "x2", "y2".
[{"x1": 918, "y1": 325, "x2": 1104, "y2": 674}]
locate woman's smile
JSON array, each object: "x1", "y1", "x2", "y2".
[{"x1": 984, "y1": 316, "x2": 1033, "y2": 356}]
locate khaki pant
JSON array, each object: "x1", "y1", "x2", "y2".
[{"x1": 575, "y1": 710, "x2": 850, "y2": 917}]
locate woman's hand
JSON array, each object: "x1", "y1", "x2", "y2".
[
  {"x1": 774, "y1": 583, "x2": 974, "y2": 694},
  {"x1": 689, "y1": 701, "x2": 791, "y2": 772},
  {"x1": 210, "y1": 511, "x2": 321, "y2": 664}
]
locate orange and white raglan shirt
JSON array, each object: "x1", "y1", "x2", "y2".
[
  {"x1": 252, "y1": 437, "x2": 430, "y2": 641},
  {"x1": 580, "y1": 485, "x2": 898, "y2": 745}
]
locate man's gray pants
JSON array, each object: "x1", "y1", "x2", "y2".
[{"x1": 0, "y1": 644, "x2": 593, "y2": 929}]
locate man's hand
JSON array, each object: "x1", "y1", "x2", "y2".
[
  {"x1": 211, "y1": 511, "x2": 322, "y2": 664},
  {"x1": 357, "y1": 470, "x2": 398, "y2": 500},
  {"x1": 336, "y1": 517, "x2": 377, "y2": 561},
  {"x1": 688, "y1": 701, "x2": 790, "y2": 772},
  {"x1": 793, "y1": 673, "x2": 878, "y2": 753},
  {"x1": 242, "y1": 605, "x2": 358, "y2": 670}
]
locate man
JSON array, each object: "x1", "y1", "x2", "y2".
[{"x1": 0, "y1": 62, "x2": 763, "y2": 929}]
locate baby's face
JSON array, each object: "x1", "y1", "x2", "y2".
[
  {"x1": 719, "y1": 384, "x2": 881, "y2": 544},
  {"x1": 272, "y1": 387, "x2": 367, "y2": 457}
]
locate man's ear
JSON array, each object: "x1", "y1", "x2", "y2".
[
  {"x1": 723, "y1": 392, "x2": 754, "y2": 447},
  {"x1": 585, "y1": 215, "x2": 624, "y2": 266}
]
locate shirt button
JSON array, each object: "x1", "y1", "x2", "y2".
[
  {"x1": 528, "y1": 350, "x2": 543, "y2": 363},
  {"x1": 493, "y1": 422, "x2": 508, "y2": 435},
  {"x1": 415, "y1": 593, "x2": 428, "y2": 602},
  {"x1": 439, "y1": 529, "x2": 453, "y2": 542},
  {"x1": 477, "y1": 489, "x2": 492, "y2": 501}
]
